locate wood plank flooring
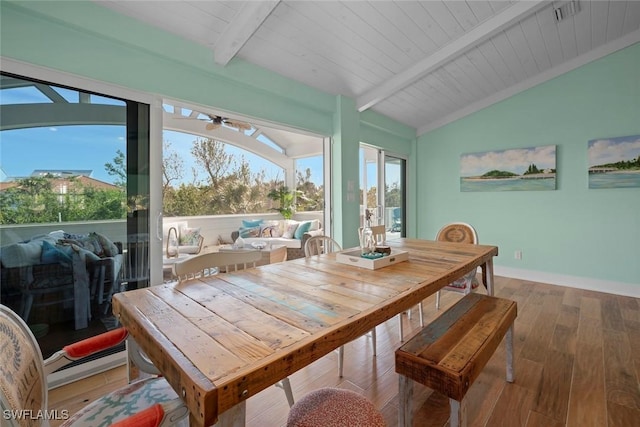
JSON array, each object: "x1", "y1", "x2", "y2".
[{"x1": 48, "y1": 276, "x2": 640, "y2": 426}]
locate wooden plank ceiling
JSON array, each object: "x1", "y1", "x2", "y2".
[{"x1": 95, "y1": 1, "x2": 640, "y2": 135}]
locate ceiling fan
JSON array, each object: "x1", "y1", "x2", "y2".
[{"x1": 204, "y1": 114, "x2": 252, "y2": 132}]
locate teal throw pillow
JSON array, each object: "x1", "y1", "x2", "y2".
[
  {"x1": 41, "y1": 240, "x2": 72, "y2": 265},
  {"x1": 294, "y1": 221, "x2": 313, "y2": 239},
  {"x1": 242, "y1": 219, "x2": 263, "y2": 228},
  {"x1": 239, "y1": 226, "x2": 261, "y2": 238}
]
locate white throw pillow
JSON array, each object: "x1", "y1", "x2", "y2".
[{"x1": 282, "y1": 220, "x2": 299, "y2": 239}]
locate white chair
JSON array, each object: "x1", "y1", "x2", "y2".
[
  {"x1": 361, "y1": 225, "x2": 424, "y2": 341},
  {"x1": 173, "y1": 250, "x2": 262, "y2": 282},
  {"x1": 0, "y1": 303, "x2": 189, "y2": 427},
  {"x1": 172, "y1": 250, "x2": 295, "y2": 408},
  {"x1": 303, "y1": 235, "x2": 342, "y2": 256},
  {"x1": 304, "y1": 236, "x2": 377, "y2": 378},
  {"x1": 434, "y1": 222, "x2": 482, "y2": 309}
]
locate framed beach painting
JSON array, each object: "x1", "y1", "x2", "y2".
[
  {"x1": 460, "y1": 145, "x2": 556, "y2": 192},
  {"x1": 588, "y1": 135, "x2": 640, "y2": 189}
]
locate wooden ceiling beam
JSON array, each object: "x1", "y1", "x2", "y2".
[
  {"x1": 356, "y1": 1, "x2": 548, "y2": 112},
  {"x1": 214, "y1": 0, "x2": 280, "y2": 66}
]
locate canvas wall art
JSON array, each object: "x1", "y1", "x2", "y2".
[
  {"x1": 460, "y1": 145, "x2": 556, "y2": 192},
  {"x1": 588, "y1": 135, "x2": 640, "y2": 189}
]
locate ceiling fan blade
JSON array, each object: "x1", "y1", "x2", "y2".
[{"x1": 225, "y1": 120, "x2": 252, "y2": 131}]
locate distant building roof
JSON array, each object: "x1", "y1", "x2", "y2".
[
  {"x1": 0, "y1": 175, "x2": 119, "y2": 192},
  {"x1": 31, "y1": 169, "x2": 93, "y2": 178}
]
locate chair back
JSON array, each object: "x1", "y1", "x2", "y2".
[
  {"x1": 304, "y1": 236, "x2": 342, "y2": 257},
  {"x1": 174, "y1": 250, "x2": 262, "y2": 283},
  {"x1": 120, "y1": 236, "x2": 150, "y2": 286},
  {"x1": 436, "y1": 222, "x2": 478, "y2": 244},
  {"x1": 359, "y1": 225, "x2": 386, "y2": 245},
  {"x1": 0, "y1": 304, "x2": 47, "y2": 427}
]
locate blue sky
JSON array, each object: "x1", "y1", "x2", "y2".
[
  {"x1": 0, "y1": 125, "x2": 126, "y2": 183},
  {"x1": 0, "y1": 125, "x2": 324, "y2": 186},
  {"x1": 1, "y1": 82, "x2": 324, "y2": 186}
]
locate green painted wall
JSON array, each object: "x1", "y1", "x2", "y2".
[{"x1": 417, "y1": 43, "x2": 640, "y2": 287}]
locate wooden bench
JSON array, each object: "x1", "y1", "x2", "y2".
[{"x1": 395, "y1": 293, "x2": 517, "y2": 427}]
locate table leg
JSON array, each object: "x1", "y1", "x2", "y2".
[{"x1": 212, "y1": 401, "x2": 246, "y2": 427}]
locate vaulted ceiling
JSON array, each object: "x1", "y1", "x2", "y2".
[{"x1": 95, "y1": 1, "x2": 640, "y2": 135}]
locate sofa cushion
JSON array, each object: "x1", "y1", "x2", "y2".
[{"x1": 0, "y1": 240, "x2": 43, "y2": 268}]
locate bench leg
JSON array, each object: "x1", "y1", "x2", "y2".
[
  {"x1": 484, "y1": 258, "x2": 494, "y2": 296},
  {"x1": 506, "y1": 323, "x2": 514, "y2": 383},
  {"x1": 449, "y1": 398, "x2": 467, "y2": 427},
  {"x1": 398, "y1": 375, "x2": 413, "y2": 427}
]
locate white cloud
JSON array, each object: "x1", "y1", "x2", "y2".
[
  {"x1": 460, "y1": 145, "x2": 556, "y2": 176},
  {"x1": 588, "y1": 135, "x2": 640, "y2": 166}
]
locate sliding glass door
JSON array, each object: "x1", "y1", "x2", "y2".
[
  {"x1": 359, "y1": 145, "x2": 406, "y2": 237},
  {"x1": 384, "y1": 154, "x2": 406, "y2": 238},
  {"x1": 0, "y1": 72, "x2": 150, "y2": 377}
]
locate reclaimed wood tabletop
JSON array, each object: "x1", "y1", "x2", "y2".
[{"x1": 112, "y1": 238, "x2": 498, "y2": 426}]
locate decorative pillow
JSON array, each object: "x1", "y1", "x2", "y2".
[
  {"x1": 179, "y1": 226, "x2": 201, "y2": 246},
  {"x1": 64, "y1": 232, "x2": 87, "y2": 240},
  {"x1": 308, "y1": 219, "x2": 321, "y2": 231},
  {"x1": 90, "y1": 232, "x2": 119, "y2": 257},
  {"x1": 294, "y1": 221, "x2": 313, "y2": 239},
  {"x1": 74, "y1": 234, "x2": 104, "y2": 257},
  {"x1": 261, "y1": 220, "x2": 282, "y2": 238},
  {"x1": 242, "y1": 219, "x2": 264, "y2": 228},
  {"x1": 239, "y1": 226, "x2": 261, "y2": 238},
  {"x1": 282, "y1": 221, "x2": 299, "y2": 239},
  {"x1": 68, "y1": 243, "x2": 102, "y2": 263},
  {"x1": 41, "y1": 240, "x2": 72, "y2": 265}
]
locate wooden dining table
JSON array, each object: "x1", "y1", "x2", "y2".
[{"x1": 112, "y1": 238, "x2": 498, "y2": 426}]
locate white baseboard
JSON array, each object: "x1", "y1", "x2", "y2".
[
  {"x1": 494, "y1": 266, "x2": 639, "y2": 298},
  {"x1": 48, "y1": 351, "x2": 126, "y2": 390}
]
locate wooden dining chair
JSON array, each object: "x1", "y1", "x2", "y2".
[
  {"x1": 434, "y1": 222, "x2": 483, "y2": 309},
  {"x1": 304, "y1": 235, "x2": 377, "y2": 377},
  {"x1": 0, "y1": 303, "x2": 189, "y2": 427},
  {"x1": 173, "y1": 250, "x2": 262, "y2": 282},
  {"x1": 303, "y1": 235, "x2": 342, "y2": 256},
  {"x1": 172, "y1": 250, "x2": 296, "y2": 408}
]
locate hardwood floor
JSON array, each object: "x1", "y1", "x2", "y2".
[{"x1": 48, "y1": 276, "x2": 640, "y2": 426}]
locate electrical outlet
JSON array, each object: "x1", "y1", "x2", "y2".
[{"x1": 514, "y1": 250, "x2": 522, "y2": 260}]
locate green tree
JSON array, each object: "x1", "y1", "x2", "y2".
[
  {"x1": 296, "y1": 168, "x2": 323, "y2": 211},
  {"x1": 267, "y1": 186, "x2": 298, "y2": 219},
  {"x1": 162, "y1": 141, "x2": 184, "y2": 201},
  {"x1": 104, "y1": 149, "x2": 126, "y2": 187}
]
